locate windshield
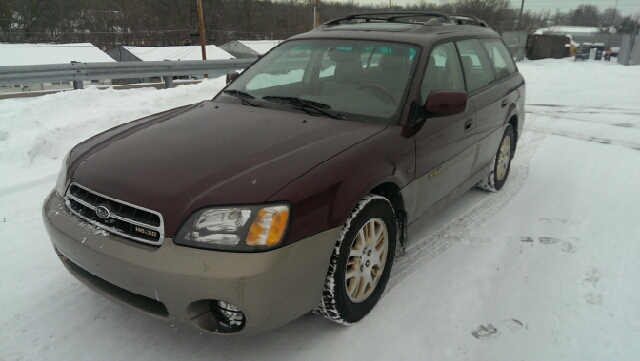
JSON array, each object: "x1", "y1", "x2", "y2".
[{"x1": 218, "y1": 39, "x2": 419, "y2": 124}]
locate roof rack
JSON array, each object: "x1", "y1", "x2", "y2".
[
  {"x1": 324, "y1": 12, "x2": 450, "y2": 26},
  {"x1": 449, "y1": 14, "x2": 489, "y2": 28},
  {"x1": 323, "y1": 11, "x2": 489, "y2": 28}
]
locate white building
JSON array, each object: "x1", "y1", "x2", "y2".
[
  {"x1": 107, "y1": 45, "x2": 234, "y2": 62},
  {"x1": 0, "y1": 43, "x2": 115, "y2": 93},
  {"x1": 106, "y1": 45, "x2": 235, "y2": 84},
  {"x1": 219, "y1": 40, "x2": 283, "y2": 58}
]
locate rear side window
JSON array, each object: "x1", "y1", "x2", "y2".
[
  {"x1": 481, "y1": 39, "x2": 517, "y2": 80},
  {"x1": 455, "y1": 39, "x2": 495, "y2": 92},
  {"x1": 420, "y1": 42, "x2": 465, "y2": 103}
]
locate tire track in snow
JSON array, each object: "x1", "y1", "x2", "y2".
[
  {"x1": 384, "y1": 132, "x2": 546, "y2": 295},
  {"x1": 527, "y1": 104, "x2": 640, "y2": 115},
  {"x1": 524, "y1": 126, "x2": 640, "y2": 150},
  {"x1": 0, "y1": 173, "x2": 57, "y2": 197},
  {"x1": 526, "y1": 110, "x2": 640, "y2": 129}
]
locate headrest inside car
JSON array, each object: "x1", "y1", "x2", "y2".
[{"x1": 329, "y1": 49, "x2": 356, "y2": 63}]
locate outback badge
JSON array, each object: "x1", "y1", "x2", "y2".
[{"x1": 428, "y1": 166, "x2": 443, "y2": 179}]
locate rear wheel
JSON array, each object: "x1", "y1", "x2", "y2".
[
  {"x1": 314, "y1": 195, "x2": 396, "y2": 324},
  {"x1": 477, "y1": 124, "x2": 514, "y2": 192}
]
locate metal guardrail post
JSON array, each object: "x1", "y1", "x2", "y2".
[
  {"x1": 70, "y1": 61, "x2": 84, "y2": 89},
  {"x1": 164, "y1": 60, "x2": 174, "y2": 88}
]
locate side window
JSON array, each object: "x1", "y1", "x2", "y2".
[
  {"x1": 481, "y1": 39, "x2": 517, "y2": 80},
  {"x1": 455, "y1": 39, "x2": 495, "y2": 92},
  {"x1": 420, "y1": 42, "x2": 465, "y2": 103}
]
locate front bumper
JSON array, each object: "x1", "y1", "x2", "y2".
[{"x1": 42, "y1": 191, "x2": 340, "y2": 335}]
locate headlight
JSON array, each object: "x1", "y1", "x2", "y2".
[
  {"x1": 174, "y1": 204, "x2": 290, "y2": 251},
  {"x1": 55, "y1": 151, "x2": 71, "y2": 198}
]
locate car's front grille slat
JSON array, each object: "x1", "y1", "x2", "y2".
[{"x1": 64, "y1": 183, "x2": 165, "y2": 246}]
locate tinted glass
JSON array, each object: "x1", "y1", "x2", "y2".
[
  {"x1": 222, "y1": 40, "x2": 419, "y2": 124},
  {"x1": 481, "y1": 39, "x2": 517, "y2": 80},
  {"x1": 455, "y1": 39, "x2": 495, "y2": 92},
  {"x1": 246, "y1": 46, "x2": 310, "y2": 91},
  {"x1": 420, "y1": 42, "x2": 465, "y2": 103}
]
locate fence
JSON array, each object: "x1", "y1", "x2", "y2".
[
  {"x1": 502, "y1": 31, "x2": 527, "y2": 62},
  {"x1": 618, "y1": 33, "x2": 640, "y2": 66},
  {"x1": 0, "y1": 59, "x2": 255, "y2": 90}
]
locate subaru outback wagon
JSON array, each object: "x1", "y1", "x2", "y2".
[{"x1": 43, "y1": 12, "x2": 525, "y2": 335}]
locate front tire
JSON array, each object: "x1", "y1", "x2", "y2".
[
  {"x1": 477, "y1": 124, "x2": 514, "y2": 192},
  {"x1": 314, "y1": 195, "x2": 397, "y2": 324}
]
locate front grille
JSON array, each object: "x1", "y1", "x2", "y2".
[{"x1": 65, "y1": 183, "x2": 165, "y2": 246}]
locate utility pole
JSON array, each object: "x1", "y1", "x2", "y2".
[
  {"x1": 314, "y1": 0, "x2": 320, "y2": 28},
  {"x1": 389, "y1": 0, "x2": 391, "y2": 12},
  {"x1": 197, "y1": 0, "x2": 208, "y2": 78},
  {"x1": 517, "y1": 0, "x2": 525, "y2": 30}
]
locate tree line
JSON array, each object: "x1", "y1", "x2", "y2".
[{"x1": 1, "y1": 0, "x2": 638, "y2": 51}]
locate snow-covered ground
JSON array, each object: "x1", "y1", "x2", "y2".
[{"x1": 1, "y1": 58, "x2": 639, "y2": 360}]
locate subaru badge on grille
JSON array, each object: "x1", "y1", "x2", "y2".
[{"x1": 95, "y1": 206, "x2": 111, "y2": 219}]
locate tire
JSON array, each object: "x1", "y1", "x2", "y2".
[
  {"x1": 477, "y1": 124, "x2": 514, "y2": 192},
  {"x1": 314, "y1": 194, "x2": 397, "y2": 325}
]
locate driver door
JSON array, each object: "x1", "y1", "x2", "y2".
[{"x1": 408, "y1": 42, "x2": 477, "y2": 222}]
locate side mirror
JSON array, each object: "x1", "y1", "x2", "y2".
[
  {"x1": 423, "y1": 91, "x2": 468, "y2": 117},
  {"x1": 226, "y1": 70, "x2": 240, "y2": 84}
]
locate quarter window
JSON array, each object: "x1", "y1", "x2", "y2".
[
  {"x1": 455, "y1": 39, "x2": 495, "y2": 92},
  {"x1": 481, "y1": 39, "x2": 517, "y2": 80},
  {"x1": 420, "y1": 42, "x2": 465, "y2": 103}
]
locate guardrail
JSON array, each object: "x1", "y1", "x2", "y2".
[{"x1": 0, "y1": 58, "x2": 255, "y2": 89}]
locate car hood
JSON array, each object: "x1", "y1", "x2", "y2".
[{"x1": 68, "y1": 101, "x2": 387, "y2": 236}]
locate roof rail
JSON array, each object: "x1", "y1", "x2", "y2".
[
  {"x1": 324, "y1": 12, "x2": 450, "y2": 26},
  {"x1": 449, "y1": 14, "x2": 489, "y2": 28}
]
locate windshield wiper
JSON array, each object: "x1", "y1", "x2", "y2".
[
  {"x1": 222, "y1": 90, "x2": 262, "y2": 107},
  {"x1": 223, "y1": 89, "x2": 255, "y2": 99},
  {"x1": 261, "y1": 96, "x2": 345, "y2": 120}
]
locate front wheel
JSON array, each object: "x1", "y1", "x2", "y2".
[
  {"x1": 477, "y1": 124, "x2": 514, "y2": 192},
  {"x1": 314, "y1": 195, "x2": 397, "y2": 324}
]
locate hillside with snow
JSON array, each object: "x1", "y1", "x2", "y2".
[{"x1": 1, "y1": 58, "x2": 639, "y2": 361}]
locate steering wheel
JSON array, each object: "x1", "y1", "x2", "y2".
[{"x1": 357, "y1": 84, "x2": 397, "y2": 105}]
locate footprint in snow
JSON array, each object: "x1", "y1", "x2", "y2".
[
  {"x1": 538, "y1": 218, "x2": 581, "y2": 225},
  {"x1": 501, "y1": 319, "x2": 525, "y2": 332},
  {"x1": 471, "y1": 324, "x2": 500, "y2": 339},
  {"x1": 584, "y1": 293, "x2": 603, "y2": 306},
  {"x1": 472, "y1": 319, "x2": 526, "y2": 340},
  {"x1": 583, "y1": 267, "x2": 601, "y2": 287},
  {"x1": 561, "y1": 241, "x2": 577, "y2": 253},
  {"x1": 539, "y1": 237, "x2": 561, "y2": 244}
]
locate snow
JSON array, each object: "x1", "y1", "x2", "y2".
[
  {"x1": 237, "y1": 40, "x2": 282, "y2": 55},
  {"x1": 122, "y1": 45, "x2": 235, "y2": 61},
  {"x1": 1, "y1": 57, "x2": 640, "y2": 360},
  {"x1": 0, "y1": 43, "x2": 115, "y2": 66}
]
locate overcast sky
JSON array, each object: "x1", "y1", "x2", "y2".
[{"x1": 355, "y1": 0, "x2": 640, "y2": 17}]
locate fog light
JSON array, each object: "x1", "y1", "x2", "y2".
[{"x1": 215, "y1": 300, "x2": 245, "y2": 330}]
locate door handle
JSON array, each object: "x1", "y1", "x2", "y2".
[
  {"x1": 464, "y1": 118, "x2": 474, "y2": 131},
  {"x1": 501, "y1": 99, "x2": 509, "y2": 108}
]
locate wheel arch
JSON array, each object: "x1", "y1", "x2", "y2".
[
  {"x1": 368, "y1": 181, "x2": 408, "y2": 253},
  {"x1": 369, "y1": 182, "x2": 405, "y2": 213},
  {"x1": 506, "y1": 106, "x2": 519, "y2": 156}
]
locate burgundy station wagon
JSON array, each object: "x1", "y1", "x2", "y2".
[{"x1": 43, "y1": 12, "x2": 525, "y2": 335}]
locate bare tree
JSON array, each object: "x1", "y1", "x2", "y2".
[{"x1": 569, "y1": 4, "x2": 599, "y2": 27}]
